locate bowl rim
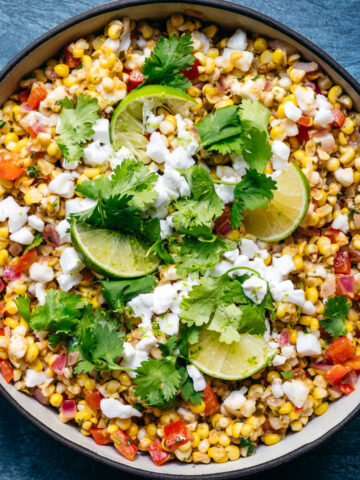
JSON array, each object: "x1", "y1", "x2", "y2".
[{"x1": 1, "y1": 0, "x2": 360, "y2": 478}]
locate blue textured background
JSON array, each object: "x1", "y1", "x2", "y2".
[{"x1": 0, "y1": 1, "x2": 360, "y2": 479}]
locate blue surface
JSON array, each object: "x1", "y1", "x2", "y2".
[{"x1": 0, "y1": 1, "x2": 360, "y2": 479}]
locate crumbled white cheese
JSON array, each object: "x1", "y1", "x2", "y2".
[
  {"x1": 271, "y1": 140, "x2": 290, "y2": 171},
  {"x1": 48, "y1": 172, "x2": 76, "y2": 198},
  {"x1": 272, "y1": 354, "x2": 287, "y2": 366},
  {"x1": 186, "y1": 365, "x2": 206, "y2": 392},
  {"x1": 92, "y1": 118, "x2": 110, "y2": 144},
  {"x1": 159, "y1": 312, "x2": 180, "y2": 336},
  {"x1": 284, "y1": 101, "x2": 302, "y2": 122},
  {"x1": 28, "y1": 215, "x2": 45, "y2": 232},
  {"x1": 242, "y1": 275, "x2": 267, "y2": 304},
  {"x1": 296, "y1": 331, "x2": 321, "y2": 356},
  {"x1": 128, "y1": 293, "x2": 154, "y2": 324},
  {"x1": 331, "y1": 214, "x2": 349, "y2": 233},
  {"x1": 314, "y1": 108, "x2": 334, "y2": 128},
  {"x1": 83, "y1": 140, "x2": 113, "y2": 166},
  {"x1": 55, "y1": 219, "x2": 71, "y2": 244},
  {"x1": 153, "y1": 284, "x2": 178, "y2": 315},
  {"x1": 282, "y1": 380, "x2": 310, "y2": 408},
  {"x1": 223, "y1": 390, "x2": 246, "y2": 416},
  {"x1": 240, "y1": 239, "x2": 261, "y2": 259},
  {"x1": 271, "y1": 378, "x2": 284, "y2": 398},
  {"x1": 57, "y1": 271, "x2": 83, "y2": 292},
  {"x1": 10, "y1": 227, "x2": 34, "y2": 245},
  {"x1": 109, "y1": 146, "x2": 135, "y2": 170},
  {"x1": 272, "y1": 255, "x2": 296, "y2": 277},
  {"x1": 65, "y1": 198, "x2": 96, "y2": 216},
  {"x1": 100, "y1": 398, "x2": 142, "y2": 419},
  {"x1": 25, "y1": 369, "x2": 52, "y2": 388},
  {"x1": 60, "y1": 247, "x2": 84, "y2": 274},
  {"x1": 28, "y1": 282, "x2": 46, "y2": 306},
  {"x1": 334, "y1": 167, "x2": 354, "y2": 187},
  {"x1": 29, "y1": 262, "x2": 54, "y2": 283},
  {"x1": 214, "y1": 176, "x2": 236, "y2": 204}
]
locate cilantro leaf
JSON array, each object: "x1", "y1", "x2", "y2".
[
  {"x1": 142, "y1": 34, "x2": 195, "y2": 91},
  {"x1": 230, "y1": 169, "x2": 277, "y2": 229},
  {"x1": 241, "y1": 128, "x2": 272, "y2": 173},
  {"x1": 23, "y1": 232, "x2": 44, "y2": 254},
  {"x1": 238, "y1": 98, "x2": 271, "y2": 133},
  {"x1": 320, "y1": 295, "x2": 350, "y2": 337},
  {"x1": 180, "y1": 374, "x2": 204, "y2": 405},
  {"x1": 56, "y1": 94, "x2": 100, "y2": 163},
  {"x1": 208, "y1": 303, "x2": 242, "y2": 343},
  {"x1": 281, "y1": 371, "x2": 294, "y2": 379},
  {"x1": 15, "y1": 295, "x2": 31, "y2": 323},
  {"x1": 100, "y1": 275, "x2": 157, "y2": 313}
]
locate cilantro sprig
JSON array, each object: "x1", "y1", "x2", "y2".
[
  {"x1": 320, "y1": 295, "x2": 350, "y2": 337},
  {"x1": 142, "y1": 34, "x2": 195, "y2": 91},
  {"x1": 56, "y1": 94, "x2": 100, "y2": 163}
]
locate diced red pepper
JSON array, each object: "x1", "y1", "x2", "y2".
[
  {"x1": 14, "y1": 249, "x2": 39, "y2": 275},
  {"x1": 64, "y1": 47, "x2": 81, "y2": 69},
  {"x1": 112, "y1": 430, "x2": 138, "y2": 461},
  {"x1": 0, "y1": 360, "x2": 14, "y2": 383},
  {"x1": 332, "y1": 108, "x2": 346, "y2": 128},
  {"x1": 85, "y1": 390, "x2": 102, "y2": 410},
  {"x1": 0, "y1": 151, "x2": 23, "y2": 180},
  {"x1": 164, "y1": 420, "x2": 190, "y2": 451},
  {"x1": 297, "y1": 124, "x2": 310, "y2": 142},
  {"x1": 334, "y1": 251, "x2": 351, "y2": 275},
  {"x1": 297, "y1": 115, "x2": 313, "y2": 127},
  {"x1": 327, "y1": 337, "x2": 355, "y2": 364},
  {"x1": 28, "y1": 121, "x2": 46, "y2": 139},
  {"x1": 127, "y1": 69, "x2": 144, "y2": 92},
  {"x1": 325, "y1": 364, "x2": 352, "y2": 385},
  {"x1": 90, "y1": 428, "x2": 112, "y2": 445},
  {"x1": 214, "y1": 206, "x2": 232, "y2": 237},
  {"x1": 181, "y1": 58, "x2": 200, "y2": 82},
  {"x1": 0, "y1": 328, "x2": 4, "y2": 336},
  {"x1": 323, "y1": 227, "x2": 341, "y2": 243},
  {"x1": 27, "y1": 86, "x2": 47, "y2": 110},
  {"x1": 18, "y1": 89, "x2": 30, "y2": 104},
  {"x1": 338, "y1": 383, "x2": 355, "y2": 395},
  {"x1": 148, "y1": 438, "x2": 172, "y2": 466},
  {"x1": 336, "y1": 275, "x2": 355, "y2": 297},
  {"x1": 203, "y1": 384, "x2": 220, "y2": 416},
  {"x1": 344, "y1": 356, "x2": 360, "y2": 370}
]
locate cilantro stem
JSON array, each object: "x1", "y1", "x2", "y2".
[
  {"x1": 223, "y1": 266, "x2": 262, "y2": 278},
  {"x1": 213, "y1": 179, "x2": 238, "y2": 186}
]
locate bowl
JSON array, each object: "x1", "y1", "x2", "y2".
[{"x1": 1, "y1": 1, "x2": 359, "y2": 478}]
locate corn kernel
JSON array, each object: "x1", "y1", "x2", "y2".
[
  {"x1": 225, "y1": 445, "x2": 240, "y2": 461},
  {"x1": 267, "y1": 371, "x2": 280, "y2": 383},
  {"x1": 30, "y1": 357, "x2": 44, "y2": 372},
  {"x1": 241, "y1": 423, "x2": 253, "y2": 437},
  {"x1": 196, "y1": 423, "x2": 210, "y2": 439},
  {"x1": 306, "y1": 287, "x2": 319, "y2": 304},
  {"x1": 314, "y1": 402, "x2": 329, "y2": 416},
  {"x1": 128, "y1": 424, "x2": 139, "y2": 438},
  {"x1": 25, "y1": 343, "x2": 39, "y2": 363},
  {"x1": 146, "y1": 423, "x2": 157, "y2": 437},
  {"x1": 108, "y1": 22, "x2": 123, "y2": 40},
  {"x1": 291, "y1": 420, "x2": 303, "y2": 432},
  {"x1": 263, "y1": 434, "x2": 281, "y2": 446},
  {"x1": 54, "y1": 64, "x2": 69, "y2": 77},
  {"x1": 117, "y1": 418, "x2": 131, "y2": 430},
  {"x1": 270, "y1": 125, "x2": 286, "y2": 141},
  {"x1": 272, "y1": 48, "x2": 286, "y2": 65},
  {"x1": 50, "y1": 393, "x2": 63, "y2": 407},
  {"x1": 191, "y1": 400, "x2": 206, "y2": 414}
]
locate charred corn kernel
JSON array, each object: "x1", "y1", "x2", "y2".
[
  {"x1": 215, "y1": 98, "x2": 234, "y2": 109},
  {"x1": 211, "y1": 413, "x2": 223, "y2": 428},
  {"x1": 276, "y1": 303, "x2": 287, "y2": 319},
  {"x1": 314, "y1": 402, "x2": 329, "y2": 416},
  {"x1": 54, "y1": 64, "x2": 69, "y2": 77},
  {"x1": 291, "y1": 420, "x2": 303, "y2": 432},
  {"x1": 93, "y1": 35, "x2": 105, "y2": 50},
  {"x1": 100, "y1": 52, "x2": 117, "y2": 69},
  {"x1": 209, "y1": 430, "x2": 219, "y2": 445},
  {"x1": 102, "y1": 76, "x2": 114, "y2": 92},
  {"x1": 187, "y1": 86, "x2": 201, "y2": 98},
  {"x1": 270, "y1": 125, "x2": 286, "y2": 141},
  {"x1": 267, "y1": 371, "x2": 280, "y2": 382},
  {"x1": 272, "y1": 48, "x2": 286, "y2": 65},
  {"x1": 25, "y1": 344, "x2": 39, "y2": 363},
  {"x1": 169, "y1": 12, "x2": 184, "y2": 28},
  {"x1": 84, "y1": 378, "x2": 96, "y2": 390},
  {"x1": 289, "y1": 68, "x2": 305, "y2": 83},
  {"x1": 0, "y1": 249, "x2": 8, "y2": 266},
  {"x1": 327, "y1": 158, "x2": 340, "y2": 172},
  {"x1": 313, "y1": 387, "x2": 328, "y2": 400},
  {"x1": 191, "y1": 400, "x2": 206, "y2": 414},
  {"x1": 340, "y1": 146, "x2": 355, "y2": 164},
  {"x1": 306, "y1": 287, "x2": 318, "y2": 304},
  {"x1": 178, "y1": 440, "x2": 192, "y2": 452},
  {"x1": 5, "y1": 317, "x2": 19, "y2": 329},
  {"x1": 263, "y1": 434, "x2": 281, "y2": 446},
  {"x1": 197, "y1": 423, "x2": 210, "y2": 439},
  {"x1": 338, "y1": 131, "x2": 348, "y2": 146},
  {"x1": 208, "y1": 447, "x2": 228, "y2": 463},
  {"x1": 260, "y1": 49, "x2": 273, "y2": 64},
  {"x1": 5, "y1": 300, "x2": 17, "y2": 315},
  {"x1": 146, "y1": 423, "x2": 157, "y2": 437},
  {"x1": 254, "y1": 37, "x2": 267, "y2": 52},
  {"x1": 30, "y1": 358, "x2": 44, "y2": 372},
  {"x1": 49, "y1": 393, "x2": 63, "y2": 407},
  {"x1": 128, "y1": 423, "x2": 138, "y2": 437},
  {"x1": 279, "y1": 402, "x2": 293, "y2": 415},
  {"x1": 218, "y1": 433, "x2": 231, "y2": 447},
  {"x1": 328, "y1": 85, "x2": 342, "y2": 104},
  {"x1": 3, "y1": 132, "x2": 18, "y2": 146},
  {"x1": 224, "y1": 445, "x2": 240, "y2": 461},
  {"x1": 24, "y1": 188, "x2": 42, "y2": 205},
  {"x1": 117, "y1": 418, "x2": 131, "y2": 430},
  {"x1": 202, "y1": 24, "x2": 217, "y2": 38},
  {"x1": 241, "y1": 423, "x2": 253, "y2": 437}
]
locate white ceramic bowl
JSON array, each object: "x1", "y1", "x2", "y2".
[{"x1": 1, "y1": 1, "x2": 359, "y2": 478}]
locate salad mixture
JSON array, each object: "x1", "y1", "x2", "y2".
[{"x1": 0, "y1": 12, "x2": 360, "y2": 466}]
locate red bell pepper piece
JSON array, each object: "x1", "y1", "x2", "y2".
[
  {"x1": 297, "y1": 115, "x2": 313, "y2": 127},
  {"x1": 90, "y1": 428, "x2": 113, "y2": 445},
  {"x1": 338, "y1": 383, "x2": 355, "y2": 396},
  {"x1": 0, "y1": 151, "x2": 23, "y2": 181},
  {"x1": 0, "y1": 360, "x2": 14, "y2": 383},
  {"x1": 127, "y1": 69, "x2": 144, "y2": 92},
  {"x1": 182, "y1": 58, "x2": 200, "y2": 82},
  {"x1": 323, "y1": 227, "x2": 341, "y2": 243},
  {"x1": 334, "y1": 251, "x2": 351, "y2": 275},
  {"x1": 332, "y1": 108, "x2": 346, "y2": 128},
  {"x1": 17, "y1": 249, "x2": 39, "y2": 274},
  {"x1": 64, "y1": 47, "x2": 81, "y2": 69},
  {"x1": 325, "y1": 364, "x2": 351, "y2": 385},
  {"x1": 28, "y1": 121, "x2": 46, "y2": 139},
  {"x1": 344, "y1": 356, "x2": 360, "y2": 370},
  {"x1": 27, "y1": 86, "x2": 47, "y2": 110},
  {"x1": 148, "y1": 438, "x2": 172, "y2": 466},
  {"x1": 0, "y1": 328, "x2": 4, "y2": 336},
  {"x1": 85, "y1": 390, "x2": 102, "y2": 410},
  {"x1": 164, "y1": 419, "x2": 190, "y2": 451},
  {"x1": 112, "y1": 430, "x2": 138, "y2": 461},
  {"x1": 297, "y1": 124, "x2": 310, "y2": 142},
  {"x1": 18, "y1": 89, "x2": 30, "y2": 104},
  {"x1": 203, "y1": 384, "x2": 220, "y2": 416},
  {"x1": 327, "y1": 337, "x2": 355, "y2": 364}
]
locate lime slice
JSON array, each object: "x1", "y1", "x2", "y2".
[
  {"x1": 71, "y1": 220, "x2": 159, "y2": 278},
  {"x1": 110, "y1": 85, "x2": 196, "y2": 161},
  {"x1": 243, "y1": 163, "x2": 310, "y2": 242},
  {"x1": 189, "y1": 329, "x2": 277, "y2": 381}
]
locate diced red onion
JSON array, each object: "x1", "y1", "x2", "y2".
[
  {"x1": 337, "y1": 275, "x2": 355, "y2": 295},
  {"x1": 320, "y1": 275, "x2": 336, "y2": 297},
  {"x1": 20, "y1": 103, "x2": 32, "y2": 113},
  {"x1": 61, "y1": 400, "x2": 76, "y2": 420},
  {"x1": 344, "y1": 370, "x2": 358, "y2": 387},
  {"x1": 43, "y1": 225, "x2": 60, "y2": 247},
  {"x1": 329, "y1": 385, "x2": 343, "y2": 396},
  {"x1": 67, "y1": 351, "x2": 79, "y2": 366},
  {"x1": 51, "y1": 352, "x2": 67, "y2": 375},
  {"x1": 264, "y1": 80, "x2": 273, "y2": 92},
  {"x1": 4, "y1": 326, "x2": 11, "y2": 337},
  {"x1": 3, "y1": 265, "x2": 21, "y2": 281},
  {"x1": 349, "y1": 129, "x2": 360, "y2": 148},
  {"x1": 293, "y1": 61, "x2": 319, "y2": 73},
  {"x1": 305, "y1": 82, "x2": 316, "y2": 90},
  {"x1": 310, "y1": 131, "x2": 335, "y2": 151},
  {"x1": 34, "y1": 388, "x2": 49, "y2": 405},
  {"x1": 278, "y1": 330, "x2": 290, "y2": 346},
  {"x1": 310, "y1": 363, "x2": 332, "y2": 371}
]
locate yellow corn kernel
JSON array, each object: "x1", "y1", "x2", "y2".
[
  {"x1": 128, "y1": 423, "x2": 138, "y2": 438},
  {"x1": 277, "y1": 103, "x2": 286, "y2": 119},
  {"x1": 72, "y1": 47, "x2": 84, "y2": 58},
  {"x1": 49, "y1": 393, "x2": 63, "y2": 408},
  {"x1": 328, "y1": 85, "x2": 342, "y2": 105},
  {"x1": 224, "y1": 445, "x2": 240, "y2": 461},
  {"x1": 191, "y1": 400, "x2": 206, "y2": 414},
  {"x1": 340, "y1": 147, "x2": 355, "y2": 165},
  {"x1": 5, "y1": 300, "x2": 17, "y2": 315},
  {"x1": 30, "y1": 357, "x2": 44, "y2": 372},
  {"x1": 306, "y1": 287, "x2": 318, "y2": 304},
  {"x1": 108, "y1": 21, "x2": 123, "y2": 40},
  {"x1": 75, "y1": 409, "x2": 92, "y2": 423},
  {"x1": 326, "y1": 158, "x2": 340, "y2": 172},
  {"x1": 279, "y1": 402, "x2": 293, "y2": 415},
  {"x1": 263, "y1": 434, "x2": 281, "y2": 446},
  {"x1": 47, "y1": 141, "x2": 60, "y2": 157},
  {"x1": 0, "y1": 249, "x2": 8, "y2": 267},
  {"x1": 276, "y1": 303, "x2": 287, "y2": 319},
  {"x1": 254, "y1": 37, "x2": 268, "y2": 52},
  {"x1": 54, "y1": 64, "x2": 69, "y2": 77},
  {"x1": 241, "y1": 423, "x2": 253, "y2": 437},
  {"x1": 63, "y1": 76, "x2": 78, "y2": 88},
  {"x1": 93, "y1": 35, "x2": 105, "y2": 50},
  {"x1": 215, "y1": 98, "x2": 234, "y2": 109},
  {"x1": 272, "y1": 48, "x2": 286, "y2": 65},
  {"x1": 270, "y1": 125, "x2": 286, "y2": 141},
  {"x1": 290, "y1": 329, "x2": 298, "y2": 345},
  {"x1": 0, "y1": 226, "x2": 9, "y2": 239},
  {"x1": 117, "y1": 418, "x2": 131, "y2": 430},
  {"x1": 5, "y1": 317, "x2": 19, "y2": 329},
  {"x1": 204, "y1": 57, "x2": 215, "y2": 74},
  {"x1": 292, "y1": 254, "x2": 303, "y2": 271},
  {"x1": 191, "y1": 432, "x2": 200, "y2": 448},
  {"x1": 24, "y1": 188, "x2": 42, "y2": 205},
  {"x1": 310, "y1": 318, "x2": 319, "y2": 331},
  {"x1": 345, "y1": 320, "x2": 353, "y2": 333},
  {"x1": 119, "y1": 372, "x2": 132, "y2": 386},
  {"x1": 84, "y1": 378, "x2": 96, "y2": 390},
  {"x1": 354, "y1": 171, "x2": 360, "y2": 184},
  {"x1": 202, "y1": 24, "x2": 218, "y2": 38},
  {"x1": 207, "y1": 48, "x2": 219, "y2": 59},
  {"x1": 259, "y1": 49, "x2": 273, "y2": 64},
  {"x1": 314, "y1": 402, "x2": 329, "y2": 416},
  {"x1": 145, "y1": 423, "x2": 157, "y2": 437},
  {"x1": 3, "y1": 132, "x2": 18, "y2": 146},
  {"x1": 100, "y1": 51, "x2": 117, "y2": 69},
  {"x1": 267, "y1": 371, "x2": 280, "y2": 383},
  {"x1": 82, "y1": 55, "x2": 92, "y2": 68},
  {"x1": 25, "y1": 343, "x2": 39, "y2": 363},
  {"x1": 102, "y1": 76, "x2": 114, "y2": 92},
  {"x1": 291, "y1": 420, "x2": 303, "y2": 432},
  {"x1": 218, "y1": 432, "x2": 231, "y2": 447},
  {"x1": 106, "y1": 424, "x2": 119, "y2": 435},
  {"x1": 289, "y1": 67, "x2": 305, "y2": 83},
  {"x1": 187, "y1": 86, "x2": 201, "y2": 98},
  {"x1": 208, "y1": 446, "x2": 228, "y2": 463},
  {"x1": 196, "y1": 423, "x2": 210, "y2": 439}
]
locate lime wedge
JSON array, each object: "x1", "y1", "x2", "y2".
[
  {"x1": 243, "y1": 163, "x2": 310, "y2": 242},
  {"x1": 71, "y1": 220, "x2": 159, "y2": 278},
  {"x1": 110, "y1": 85, "x2": 196, "y2": 161},
  {"x1": 189, "y1": 328, "x2": 277, "y2": 381}
]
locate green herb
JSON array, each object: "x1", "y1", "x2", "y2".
[
  {"x1": 77, "y1": 62, "x2": 83, "y2": 69},
  {"x1": 142, "y1": 34, "x2": 195, "y2": 91},
  {"x1": 320, "y1": 295, "x2": 350, "y2": 337},
  {"x1": 15, "y1": 295, "x2": 31, "y2": 323},
  {"x1": 27, "y1": 165, "x2": 41, "y2": 178},
  {"x1": 50, "y1": 198, "x2": 59, "y2": 208},
  {"x1": 100, "y1": 275, "x2": 157, "y2": 313},
  {"x1": 56, "y1": 93, "x2": 100, "y2": 163},
  {"x1": 281, "y1": 370, "x2": 294, "y2": 379},
  {"x1": 0, "y1": 120, "x2": 6, "y2": 129},
  {"x1": 23, "y1": 232, "x2": 44, "y2": 254}
]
